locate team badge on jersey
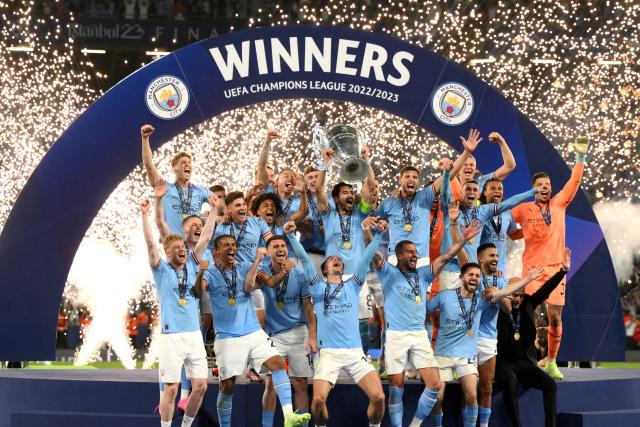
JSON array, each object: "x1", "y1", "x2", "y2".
[
  {"x1": 145, "y1": 75, "x2": 190, "y2": 120},
  {"x1": 431, "y1": 82, "x2": 474, "y2": 126}
]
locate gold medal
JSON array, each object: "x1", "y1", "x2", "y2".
[
  {"x1": 514, "y1": 332, "x2": 520, "y2": 341},
  {"x1": 467, "y1": 330, "x2": 473, "y2": 336},
  {"x1": 469, "y1": 238, "x2": 475, "y2": 245},
  {"x1": 415, "y1": 295, "x2": 421, "y2": 303},
  {"x1": 182, "y1": 214, "x2": 188, "y2": 219},
  {"x1": 320, "y1": 225, "x2": 324, "y2": 233},
  {"x1": 404, "y1": 224, "x2": 412, "y2": 232},
  {"x1": 343, "y1": 241, "x2": 352, "y2": 250},
  {"x1": 277, "y1": 302, "x2": 285, "y2": 310},
  {"x1": 179, "y1": 298, "x2": 186, "y2": 306},
  {"x1": 228, "y1": 298, "x2": 236, "y2": 306}
]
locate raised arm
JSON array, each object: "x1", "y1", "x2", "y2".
[
  {"x1": 360, "y1": 145, "x2": 379, "y2": 205},
  {"x1": 141, "y1": 199, "x2": 160, "y2": 267},
  {"x1": 486, "y1": 264, "x2": 545, "y2": 303},
  {"x1": 194, "y1": 209, "x2": 218, "y2": 262},
  {"x1": 556, "y1": 137, "x2": 589, "y2": 207},
  {"x1": 433, "y1": 129, "x2": 482, "y2": 193},
  {"x1": 289, "y1": 183, "x2": 309, "y2": 223},
  {"x1": 353, "y1": 222, "x2": 386, "y2": 283},
  {"x1": 153, "y1": 178, "x2": 171, "y2": 241},
  {"x1": 488, "y1": 132, "x2": 516, "y2": 180},
  {"x1": 315, "y1": 148, "x2": 333, "y2": 213},
  {"x1": 243, "y1": 248, "x2": 267, "y2": 293},
  {"x1": 256, "y1": 129, "x2": 279, "y2": 187},
  {"x1": 491, "y1": 187, "x2": 538, "y2": 216},
  {"x1": 284, "y1": 221, "x2": 317, "y2": 282},
  {"x1": 194, "y1": 260, "x2": 209, "y2": 298},
  {"x1": 432, "y1": 214, "x2": 482, "y2": 275},
  {"x1": 141, "y1": 125, "x2": 162, "y2": 188}
]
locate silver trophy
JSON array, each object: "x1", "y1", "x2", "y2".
[{"x1": 312, "y1": 123, "x2": 369, "y2": 184}]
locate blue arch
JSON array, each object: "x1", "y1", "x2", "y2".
[{"x1": 0, "y1": 25, "x2": 623, "y2": 360}]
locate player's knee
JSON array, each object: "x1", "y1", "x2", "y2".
[
  {"x1": 464, "y1": 389, "x2": 477, "y2": 405},
  {"x1": 480, "y1": 382, "x2": 493, "y2": 398},
  {"x1": 549, "y1": 317, "x2": 561, "y2": 327},
  {"x1": 291, "y1": 376, "x2": 307, "y2": 390},
  {"x1": 192, "y1": 380, "x2": 207, "y2": 395},
  {"x1": 371, "y1": 390, "x2": 386, "y2": 407},
  {"x1": 312, "y1": 394, "x2": 327, "y2": 409},
  {"x1": 163, "y1": 383, "x2": 179, "y2": 400}
]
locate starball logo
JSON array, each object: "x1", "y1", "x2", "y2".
[{"x1": 208, "y1": 36, "x2": 415, "y2": 87}]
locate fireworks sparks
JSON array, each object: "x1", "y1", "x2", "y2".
[{"x1": 1, "y1": 0, "x2": 639, "y2": 359}]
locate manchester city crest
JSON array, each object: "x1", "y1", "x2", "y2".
[
  {"x1": 431, "y1": 82, "x2": 474, "y2": 126},
  {"x1": 145, "y1": 75, "x2": 190, "y2": 120}
]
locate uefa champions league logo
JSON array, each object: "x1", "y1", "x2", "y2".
[
  {"x1": 431, "y1": 82, "x2": 474, "y2": 126},
  {"x1": 145, "y1": 75, "x2": 190, "y2": 120}
]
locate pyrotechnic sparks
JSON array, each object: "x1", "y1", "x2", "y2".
[{"x1": 1, "y1": 0, "x2": 639, "y2": 359}]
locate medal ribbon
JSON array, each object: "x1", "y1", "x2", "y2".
[
  {"x1": 175, "y1": 183, "x2": 193, "y2": 216},
  {"x1": 307, "y1": 193, "x2": 324, "y2": 230},
  {"x1": 270, "y1": 265, "x2": 289, "y2": 305},
  {"x1": 216, "y1": 263, "x2": 237, "y2": 300},
  {"x1": 509, "y1": 310, "x2": 521, "y2": 334},
  {"x1": 456, "y1": 287, "x2": 478, "y2": 334},
  {"x1": 230, "y1": 221, "x2": 247, "y2": 244},
  {"x1": 536, "y1": 201, "x2": 552, "y2": 226},
  {"x1": 172, "y1": 263, "x2": 188, "y2": 302},
  {"x1": 402, "y1": 270, "x2": 421, "y2": 299},
  {"x1": 482, "y1": 274, "x2": 498, "y2": 289},
  {"x1": 323, "y1": 281, "x2": 344, "y2": 314},
  {"x1": 282, "y1": 197, "x2": 293, "y2": 217},
  {"x1": 461, "y1": 206, "x2": 478, "y2": 227},
  {"x1": 400, "y1": 196, "x2": 414, "y2": 229},
  {"x1": 339, "y1": 212, "x2": 352, "y2": 246},
  {"x1": 489, "y1": 214, "x2": 502, "y2": 236}
]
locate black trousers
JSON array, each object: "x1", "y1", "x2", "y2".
[{"x1": 494, "y1": 359, "x2": 557, "y2": 427}]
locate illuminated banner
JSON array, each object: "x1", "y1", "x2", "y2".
[{"x1": 0, "y1": 25, "x2": 623, "y2": 361}]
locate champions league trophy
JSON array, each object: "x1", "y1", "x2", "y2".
[{"x1": 312, "y1": 123, "x2": 370, "y2": 184}]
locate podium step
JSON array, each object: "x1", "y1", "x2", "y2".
[{"x1": 558, "y1": 409, "x2": 640, "y2": 427}]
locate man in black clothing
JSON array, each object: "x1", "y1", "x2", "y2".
[{"x1": 495, "y1": 248, "x2": 571, "y2": 427}]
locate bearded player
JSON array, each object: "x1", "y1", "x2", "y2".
[{"x1": 510, "y1": 136, "x2": 589, "y2": 380}]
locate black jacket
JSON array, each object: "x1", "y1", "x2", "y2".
[{"x1": 497, "y1": 270, "x2": 567, "y2": 366}]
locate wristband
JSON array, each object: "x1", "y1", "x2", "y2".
[{"x1": 575, "y1": 152, "x2": 586, "y2": 163}]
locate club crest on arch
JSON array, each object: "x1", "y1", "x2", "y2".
[
  {"x1": 431, "y1": 82, "x2": 474, "y2": 126},
  {"x1": 145, "y1": 75, "x2": 190, "y2": 120}
]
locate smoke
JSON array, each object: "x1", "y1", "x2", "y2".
[{"x1": 593, "y1": 201, "x2": 640, "y2": 284}]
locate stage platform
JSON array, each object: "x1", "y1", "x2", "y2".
[{"x1": 1, "y1": 368, "x2": 639, "y2": 426}]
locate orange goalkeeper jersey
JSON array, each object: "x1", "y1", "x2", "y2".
[{"x1": 511, "y1": 162, "x2": 584, "y2": 267}]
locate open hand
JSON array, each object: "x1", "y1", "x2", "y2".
[
  {"x1": 571, "y1": 136, "x2": 590, "y2": 155},
  {"x1": 448, "y1": 201, "x2": 461, "y2": 222},
  {"x1": 460, "y1": 129, "x2": 483, "y2": 153},
  {"x1": 461, "y1": 219, "x2": 482, "y2": 241}
]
